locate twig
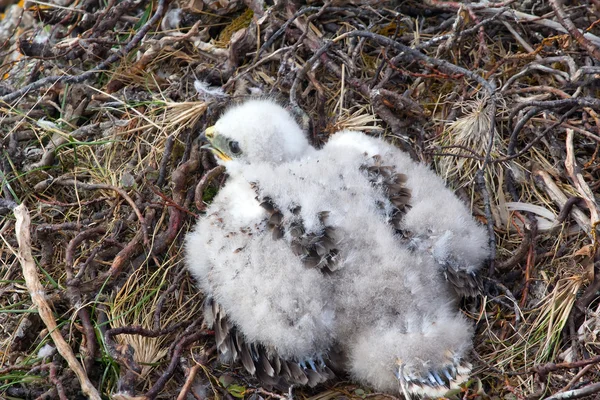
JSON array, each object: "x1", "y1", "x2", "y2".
[
  {"x1": 49, "y1": 363, "x2": 68, "y2": 400},
  {"x1": 333, "y1": 30, "x2": 496, "y2": 94},
  {"x1": 573, "y1": 261, "x2": 600, "y2": 316},
  {"x1": 559, "y1": 363, "x2": 596, "y2": 393},
  {"x1": 101, "y1": 230, "x2": 144, "y2": 284},
  {"x1": 144, "y1": 329, "x2": 212, "y2": 399},
  {"x1": 564, "y1": 129, "x2": 600, "y2": 230},
  {"x1": 156, "y1": 135, "x2": 175, "y2": 188},
  {"x1": 245, "y1": 387, "x2": 290, "y2": 400},
  {"x1": 557, "y1": 197, "x2": 586, "y2": 223},
  {"x1": 543, "y1": 382, "x2": 600, "y2": 399},
  {"x1": 65, "y1": 226, "x2": 107, "y2": 279},
  {"x1": 194, "y1": 165, "x2": 225, "y2": 212},
  {"x1": 12, "y1": 204, "x2": 102, "y2": 400},
  {"x1": 176, "y1": 364, "x2": 202, "y2": 400},
  {"x1": 501, "y1": 106, "x2": 579, "y2": 163},
  {"x1": 104, "y1": 321, "x2": 194, "y2": 395},
  {"x1": 532, "y1": 168, "x2": 591, "y2": 237},
  {"x1": 153, "y1": 267, "x2": 188, "y2": 330},
  {"x1": 549, "y1": 0, "x2": 600, "y2": 61},
  {"x1": 25, "y1": 122, "x2": 107, "y2": 171},
  {"x1": 0, "y1": 0, "x2": 170, "y2": 104},
  {"x1": 479, "y1": 8, "x2": 600, "y2": 47},
  {"x1": 477, "y1": 170, "x2": 497, "y2": 272},
  {"x1": 495, "y1": 227, "x2": 532, "y2": 270},
  {"x1": 49, "y1": 179, "x2": 149, "y2": 246}
]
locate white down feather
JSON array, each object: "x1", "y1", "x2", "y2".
[{"x1": 185, "y1": 99, "x2": 488, "y2": 396}]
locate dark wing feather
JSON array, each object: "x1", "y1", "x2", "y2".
[
  {"x1": 443, "y1": 264, "x2": 482, "y2": 297},
  {"x1": 360, "y1": 155, "x2": 412, "y2": 232},
  {"x1": 204, "y1": 297, "x2": 335, "y2": 389},
  {"x1": 360, "y1": 155, "x2": 482, "y2": 297},
  {"x1": 251, "y1": 184, "x2": 340, "y2": 273}
]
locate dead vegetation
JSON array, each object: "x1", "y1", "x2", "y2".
[{"x1": 1, "y1": 0, "x2": 600, "y2": 399}]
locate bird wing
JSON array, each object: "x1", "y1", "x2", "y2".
[
  {"x1": 250, "y1": 183, "x2": 341, "y2": 273},
  {"x1": 185, "y1": 178, "x2": 336, "y2": 388},
  {"x1": 204, "y1": 297, "x2": 334, "y2": 388},
  {"x1": 322, "y1": 130, "x2": 488, "y2": 297}
]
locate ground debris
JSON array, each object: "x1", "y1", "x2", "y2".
[{"x1": 1, "y1": 0, "x2": 600, "y2": 398}]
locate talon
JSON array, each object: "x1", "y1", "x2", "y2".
[
  {"x1": 317, "y1": 354, "x2": 325, "y2": 367},
  {"x1": 432, "y1": 370, "x2": 444, "y2": 386},
  {"x1": 450, "y1": 364, "x2": 458, "y2": 377},
  {"x1": 443, "y1": 368, "x2": 454, "y2": 382},
  {"x1": 427, "y1": 372, "x2": 438, "y2": 386}
]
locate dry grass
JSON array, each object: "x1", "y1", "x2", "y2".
[{"x1": 1, "y1": 0, "x2": 600, "y2": 399}]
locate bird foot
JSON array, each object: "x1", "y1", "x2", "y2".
[{"x1": 396, "y1": 357, "x2": 471, "y2": 398}]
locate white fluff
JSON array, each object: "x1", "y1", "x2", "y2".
[
  {"x1": 185, "y1": 99, "x2": 488, "y2": 396},
  {"x1": 194, "y1": 80, "x2": 228, "y2": 100},
  {"x1": 37, "y1": 343, "x2": 55, "y2": 359},
  {"x1": 324, "y1": 130, "x2": 489, "y2": 276}
]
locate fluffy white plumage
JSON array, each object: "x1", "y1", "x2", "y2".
[{"x1": 185, "y1": 99, "x2": 489, "y2": 397}]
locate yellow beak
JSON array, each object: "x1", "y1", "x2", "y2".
[{"x1": 202, "y1": 126, "x2": 232, "y2": 162}]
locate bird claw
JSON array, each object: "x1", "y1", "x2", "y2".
[
  {"x1": 396, "y1": 358, "x2": 471, "y2": 397},
  {"x1": 297, "y1": 354, "x2": 323, "y2": 372},
  {"x1": 292, "y1": 353, "x2": 334, "y2": 387}
]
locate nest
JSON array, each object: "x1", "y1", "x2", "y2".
[{"x1": 1, "y1": 0, "x2": 600, "y2": 399}]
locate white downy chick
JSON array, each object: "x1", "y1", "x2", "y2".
[{"x1": 185, "y1": 99, "x2": 486, "y2": 396}]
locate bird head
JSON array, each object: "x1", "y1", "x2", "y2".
[{"x1": 201, "y1": 99, "x2": 312, "y2": 167}]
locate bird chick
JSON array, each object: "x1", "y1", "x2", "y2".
[{"x1": 185, "y1": 99, "x2": 488, "y2": 397}]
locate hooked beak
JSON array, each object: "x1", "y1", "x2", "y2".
[{"x1": 201, "y1": 126, "x2": 232, "y2": 162}]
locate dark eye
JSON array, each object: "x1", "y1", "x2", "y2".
[{"x1": 229, "y1": 141, "x2": 241, "y2": 155}]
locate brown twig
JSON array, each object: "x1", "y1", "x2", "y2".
[
  {"x1": 65, "y1": 226, "x2": 107, "y2": 279},
  {"x1": 194, "y1": 165, "x2": 225, "y2": 212},
  {"x1": 48, "y1": 179, "x2": 149, "y2": 246},
  {"x1": 544, "y1": 382, "x2": 600, "y2": 400},
  {"x1": 156, "y1": 135, "x2": 175, "y2": 188},
  {"x1": 153, "y1": 267, "x2": 188, "y2": 330},
  {"x1": 176, "y1": 364, "x2": 202, "y2": 400},
  {"x1": 12, "y1": 204, "x2": 102, "y2": 400},
  {"x1": 49, "y1": 363, "x2": 68, "y2": 400},
  {"x1": 549, "y1": 0, "x2": 600, "y2": 61},
  {"x1": 533, "y1": 168, "x2": 591, "y2": 237},
  {"x1": 495, "y1": 227, "x2": 532, "y2": 270},
  {"x1": 0, "y1": 0, "x2": 170, "y2": 104},
  {"x1": 244, "y1": 387, "x2": 291, "y2": 400},
  {"x1": 144, "y1": 329, "x2": 212, "y2": 399}
]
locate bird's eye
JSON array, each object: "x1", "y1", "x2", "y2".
[{"x1": 229, "y1": 141, "x2": 242, "y2": 155}]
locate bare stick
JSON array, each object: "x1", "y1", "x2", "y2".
[
  {"x1": 176, "y1": 364, "x2": 202, "y2": 400},
  {"x1": 544, "y1": 382, "x2": 600, "y2": 400},
  {"x1": 532, "y1": 168, "x2": 591, "y2": 237},
  {"x1": 564, "y1": 129, "x2": 600, "y2": 228},
  {"x1": 12, "y1": 204, "x2": 101, "y2": 400},
  {"x1": 52, "y1": 179, "x2": 149, "y2": 246},
  {"x1": 194, "y1": 165, "x2": 225, "y2": 212},
  {"x1": 0, "y1": 0, "x2": 169, "y2": 104},
  {"x1": 549, "y1": 0, "x2": 600, "y2": 61}
]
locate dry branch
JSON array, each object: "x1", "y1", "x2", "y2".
[
  {"x1": 532, "y1": 168, "x2": 591, "y2": 237},
  {"x1": 12, "y1": 204, "x2": 101, "y2": 400},
  {"x1": 0, "y1": 0, "x2": 169, "y2": 104},
  {"x1": 564, "y1": 129, "x2": 600, "y2": 229},
  {"x1": 549, "y1": 0, "x2": 600, "y2": 61},
  {"x1": 544, "y1": 382, "x2": 600, "y2": 400}
]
